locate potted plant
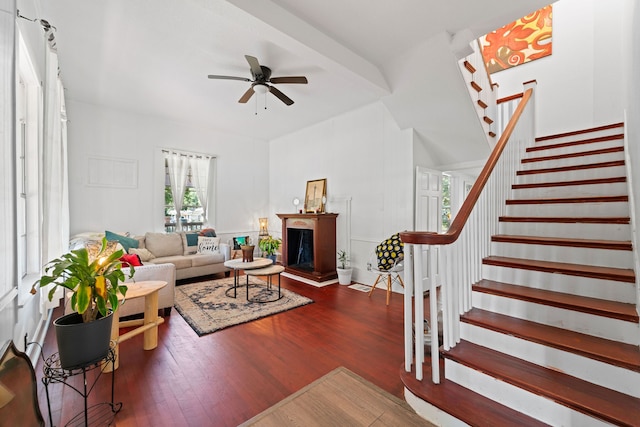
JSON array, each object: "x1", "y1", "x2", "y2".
[
  {"x1": 336, "y1": 250, "x2": 352, "y2": 285},
  {"x1": 32, "y1": 238, "x2": 134, "y2": 369},
  {"x1": 259, "y1": 236, "x2": 282, "y2": 262}
]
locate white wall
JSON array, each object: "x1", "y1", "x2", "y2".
[
  {"x1": 269, "y1": 102, "x2": 414, "y2": 286},
  {"x1": 66, "y1": 100, "x2": 270, "y2": 239},
  {"x1": 492, "y1": 0, "x2": 627, "y2": 135}
]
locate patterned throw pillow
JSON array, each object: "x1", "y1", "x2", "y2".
[
  {"x1": 197, "y1": 236, "x2": 221, "y2": 254},
  {"x1": 376, "y1": 233, "x2": 404, "y2": 271}
]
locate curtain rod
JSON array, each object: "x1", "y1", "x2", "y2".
[{"x1": 161, "y1": 149, "x2": 215, "y2": 160}]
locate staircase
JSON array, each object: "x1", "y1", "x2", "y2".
[{"x1": 404, "y1": 123, "x2": 640, "y2": 426}]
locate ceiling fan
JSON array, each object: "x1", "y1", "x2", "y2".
[{"x1": 208, "y1": 55, "x2": 308, "y2": 106}]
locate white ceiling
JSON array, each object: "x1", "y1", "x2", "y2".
[{"x1": 40, "y1": 0, "x2": 551, "y2": 144}]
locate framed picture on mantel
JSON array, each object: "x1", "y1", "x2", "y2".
[{"x1": 305, "y1": 178, "x2": 326, "y2": 213}]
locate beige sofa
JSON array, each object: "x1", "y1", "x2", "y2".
[{"x1": 132, "y1": 232, "x2": 230, "y2": 281}]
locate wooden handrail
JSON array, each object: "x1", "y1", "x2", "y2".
[{"x1": 400, "y1": 87, "x2": 533, "y2": 246}]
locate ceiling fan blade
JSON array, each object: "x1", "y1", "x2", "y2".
[
  {"x1": 245, "y1": 55, "x2": 263, "y2": 80},
  {"x1": 238, "y1": 87, "x2": 255, "y2": 103},
  {"x1": 269, "y1": 86, "x2": 294, "y2": 106},
  {"x1": 207, "y1": 75, "x2": 251, "y2": 82},
  {"x1": 270, "y1": 76, "x2": 308, "y2": 84}
]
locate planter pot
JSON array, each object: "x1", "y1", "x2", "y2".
[
  {"x1": 267, "y1": 254, "x2": 277, "y2": 263},
  {"x1": 240, "y1": 245, "x2": 255, "y2": 262},
  {"x1": 336, "y1": 267, "x2": 353, "y2": 285},
  {"x1": 54, "y1": 310, "x2": 113, "y2": 370}
]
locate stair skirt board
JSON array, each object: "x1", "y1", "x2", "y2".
[
  {"x1": 481, "y1": 265, "x2": 636, "y2": 303},
  {"x1": 504, "y1": 202, "x2": 629, "y2": 217},
  {"x1": 516, "y1": 165, "x2": 628, "y2": 184},
  {"x1": 460, "y1": 323, "x2": 640, "y2": 399},
  {"x1": 489, "y1": 242, "x2": 634, "y2": 269},
  {"x1": 404, "y1": 388, "x2": 470, "y2": 427},
  {"x1": 512, "y1": 182, "x2": 628, "y2": 199},
  {"x1": 498, "y1": 222, "x2": 631, "y2": 241},
  {"x1": 471, "y1": 292, "x2": 640, "y2": 345},
  {"x1": 444, "y1": 359, "x2": 615, "y2": 427},
  {"x1": 518, "y1": 152, "x2": 625, "y2": 171}
]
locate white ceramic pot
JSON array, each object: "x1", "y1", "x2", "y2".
[{"x1": 336, "y1": 267, "x2": 353, "y2": 285}]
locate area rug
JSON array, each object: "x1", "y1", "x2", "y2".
[
  {"x1": 239, "y1": 367, "x2": 433, "y2": 426},
  {"x1": 174, "y1": 276, "x2": 313, "y2": 336}
]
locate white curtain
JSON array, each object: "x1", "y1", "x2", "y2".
[
  {"x1": 190, "y1": 157, "x2": 211, "y2": 225},
  {"x1": 41, "y1": 31, "x2": 70, "y2": 311},
  {"x1": 166, "y1": 152, "x2": 189, "y2": 231}
]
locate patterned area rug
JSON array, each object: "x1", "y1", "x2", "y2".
[{"x1": 174, "y1": 276, "x2": 313, "y2": 336}]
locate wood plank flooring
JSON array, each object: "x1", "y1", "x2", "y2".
[{"x1": 35, "y1": 274, "x2": 423, "y2": 427}]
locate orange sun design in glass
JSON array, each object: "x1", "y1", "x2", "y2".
[{"x1": 480, "y1": 5, "x2": 552, "y2": 73}]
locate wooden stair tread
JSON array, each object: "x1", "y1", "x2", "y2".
[
  {"x1": 499, "y1": 216, "x2": 630, "y2": 224},
  {"x1": 512, "y1": 176, "x2": 626, "y2": 189},
  {"x1": 470, "y1": 81, "x2": 482, "y2": 92},
  {"x1": 516, "y1": 160, "x2": 625, "y2": 175},
  {"x1": 529, "y1": 133, "x2": 624, "y2": 152},
  {"x1": 443, "y1": 340, "x2": 640, "y2": 426},
  {"x1": 522, "y1": 146, "x2": 623, "y2": 163},
  {"x1": 482, "y1": 255, "x2": 635, "y2": 283},
  {"x1": 488, "y1": 131, "x2": 496, "y2": 138},
  {"x1": 477, "y1": 99, "x2": 488, "y2": 109},
  {"x1": 535, "y1": 123, "x2": 623, "y2": 143},
  {"x1": 400, "y1": 362, "x2": 550, "y2": 427},
  {"x1": 491, "y1": 234, "x2": 632, "y2": 250},
  {"x1": 483, "y1": 116, "x2": 493, "y2": 124},
  {"x1": 473, "y1": 280, "x2": 639, "y2": 323},
  {"x1": 505, "y1": 195, "x2": 628, "y2": 205},
  {"x1": 463, "y1": 60, "x2": 476, "y2": 73}
]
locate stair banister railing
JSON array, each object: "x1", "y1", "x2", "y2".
[{"x1": 401, "y1": 81, "x2": 537, "y2": 384}]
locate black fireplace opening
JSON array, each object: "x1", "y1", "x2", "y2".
[{"x1": 287, "y1": 228, "x2": 314, "y2": 271}]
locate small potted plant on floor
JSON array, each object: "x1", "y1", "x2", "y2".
[
  {"x1": 336, "y1": 250, "x2": 352, "y2": 285},
  {"x1": 259, "y1": 236, "x2": 282, "y2": 263},
  {"x1": 32, "y1": 238, "x2": 134, "y2": 369}
]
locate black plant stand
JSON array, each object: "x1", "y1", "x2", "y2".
[{"x1": 42, "y1": 348, "x2": 121, "y2": 426}]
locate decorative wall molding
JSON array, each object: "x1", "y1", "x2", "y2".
[{"x1": 87, "y1": 156, "x2": 138, "y2": 188}]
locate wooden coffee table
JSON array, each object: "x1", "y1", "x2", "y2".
[
  {"x1": 245, "y1": 264, "x2": 285, "y2": 302},
  {"x1": 223, "y1": 257, "x2": 273, "y2": 298}
]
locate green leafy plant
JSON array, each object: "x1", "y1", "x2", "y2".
[
  {"x1": 32, "y1": 238, "x2": 134, "y2": 323},
  {"x1": 259, "y1": 236, "x2": 282, "y2": 256},
  {"x1": 337, "y1": 250, "x2": 350, "y2": 269}
]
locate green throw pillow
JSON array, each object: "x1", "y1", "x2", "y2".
[{"x1": 105, "y1": 230, "x2": 139, "y2": 253}]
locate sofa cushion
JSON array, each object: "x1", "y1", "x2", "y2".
[
  {"x1": 145, "y1": 232, "x2": 183, "y2": 258},
  {"x1": 120, "y1": 253, "x2": 143, "y2": 267},
  {"x1": 129, "y1": 247, "x2": 156, "y2": 262},
  {"x1": 148, "y1": 255, "x2": 192, "y2": 270},
  {"x1": 191, "y1": 253, "x2": 224, "y2": 267},
  {"x1": 105, "y1": 230, "x2": 139, "y2": 253},
  {"x1": 181, "y1": 232, "x2": 200, "y2": 255},
  {"x1": 199, "y1": 228, "x2": 216, "y2": 237},
  {"x1": 197, "y1": 236, "x2": 221, "y2": 254}
]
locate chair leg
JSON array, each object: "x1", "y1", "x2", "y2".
[
  {"x1": 368, "y1": 274, "x2": 383, "y2": 297},
  {"x1": 397, "y1": 273, "x2": 405, "y2": 288},
  {"x1": 386, "y1": 274, "x2": 392, "y2": 305}
]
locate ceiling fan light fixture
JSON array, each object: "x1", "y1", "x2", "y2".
[{"x1": 253, "y1": 84, "x2": 269, "y2": 95}]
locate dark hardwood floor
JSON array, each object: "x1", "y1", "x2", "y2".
[{"x1": 35, "y1": 274, "x2": 420, "y2": 426}]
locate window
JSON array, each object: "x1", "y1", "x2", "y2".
[
  {"x1": 441, "y1": 174, "x2": 451, "y2": 232},
  {"x1": 16, "y1": 32, "x2": 42, "y2": 304},
  {"x1": 164, "y1": 162, "x2": 204, "y2": 232},
  {"x1": 162, "y1": 151, "x2": 215, "y2": 233}
]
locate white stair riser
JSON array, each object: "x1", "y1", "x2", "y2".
[
  {"x1": 535, "y1": 127, "x2": 623, "y2": 146},
  {"x1": 512, "y1": 182, "x2": 627, "y2": 199},
  {"x1": 505, "y1": 202, "x2": 629, "y2": 217},
  {"x1": 519, "y1": 151, "x2": 624, "y2": 171},
  {"x1": 498, "y1": 222, "x2": 631, "y2": 240},
  {"x1": 527, "y1": 137, "x2": 623, "y2": 158},
  {"x1": 472, "y1": 292, "x2": 640, "y2": 345},
  {"x1": 404, "y1": 389, "x2": 470, "y2": 427},
  {"x1": 482, "y1": 264, "x2": 636, "y2": 303},
  {"x1": 445, "y1": 359, "x2": 610, "y2": 426},
  {"x1": 460, "y1": 323, "x2": 640, "y2": 398},
  {"x1": 516, "y1": 166, "x2": 627, "y2": 185},
  {"x1": 490, "y1": 241, "x2": 634, "y2": 269}
]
